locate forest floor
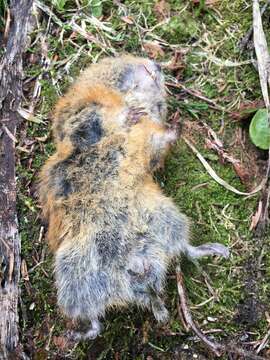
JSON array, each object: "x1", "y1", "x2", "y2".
[{"x1": 1, "y1": 0, "x2": 270, "y2": 359}]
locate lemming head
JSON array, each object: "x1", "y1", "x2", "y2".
[{"x1": 85, "y1": 55, "x2": 167, "y2": 123}]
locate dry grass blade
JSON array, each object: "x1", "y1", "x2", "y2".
[
  {"x1": 240, "y1": 0, "x2": 270, "y2": 50},
  {"x1": 195, "y1": 51, "x2": 254, "y2": 67},
  {"x1": 17, "y1": 107, "x2": 45, "y2": 124},
  {"x1": 183, "y1": 136, "x2": 265, "y2": 196},
  {"x1": 82, "y1": 14, "x2": 115, "y2": 34},
  {"x1": 253, "y1": 0, "x2": 270, "y2": 110}
]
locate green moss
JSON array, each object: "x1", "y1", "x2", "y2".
[{"x1": 158, "y1": 13, "x2": 199, "y2": 44}]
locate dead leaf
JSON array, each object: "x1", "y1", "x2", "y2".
[
  {"x1": 21, "y1": 259, "x2": 29, "y2": 281},
  {"x1": 231, "y1": 100, "x2": 264, "y2": 120},
  {"x1": 164, "y1": 51, "x2": 185, "y2": 72},
  {"x1": 205, "y1": 138, "x2": 251, "y2": 187},
  {"x1": 169, "y1": 110, "x2": 181, "y2": 128},
  {"x1": 121, "y1": 16, "x2": 134, "y2": 25},
  {"x1": 53, "y1": 336, "x2": 69, "y2": 351},
  {"x1": 202, "y1": 122, "x2": 223, "y2": 148},
  {"x1": 250, "y1": 201, "x2": 263, "y2": 230},
  {"x1": 143, "y1": 42, "x2": 164, "y2": 59},
  {"x1": 154, "y1": 0, "x2": 170, "y2": 21},
  {"x1": 29, "y1": 53, "x2": 39, "y2": 64},
  {"x1": 232, "y1": 162, "x2": 251, "y2": 186}
]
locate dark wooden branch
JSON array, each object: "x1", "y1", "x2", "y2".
[{"x1": 0, "y1": 0, "x2": 33, "y2": 358}]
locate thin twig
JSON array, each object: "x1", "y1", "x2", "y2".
[
  {"x1": 70, "y1": 20, "x2": 107, "y2": 50},
  {"x1": 256, "y1": 328, "x2": 270, "y2": 354},
  {"x1": 166, "y1": 81, "x2": 228, "y2": 113},
  {"x1": 176, "y1": 266, "x2": 223, "y2": 357}
]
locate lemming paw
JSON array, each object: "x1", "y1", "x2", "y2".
[{"x1": 126, "y1": 106, "x2": 147, "y2": 126}]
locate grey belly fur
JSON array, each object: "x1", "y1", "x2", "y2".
[{"x1": 55, "y1": 232, "x2": 168, "y2": 320}]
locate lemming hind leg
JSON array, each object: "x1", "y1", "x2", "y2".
[
  {"x1": 127, "y1": 257, "x2": 169, "y2": 323},
  {"x1": 83, "y1": 319, "x2": 102, "y2": 339},
  {"x1": 67, "y1": 319, "x2": 102, "y2": 341},
  {"x1": 150, "y1": 293, "x2": 169, "y2": 323},
  {"x1": 134, "y1": 288, "x2": 169, "y2": 323},
  {"x1": 185, "y1": 243, "x2": 229, "y2": 259}
]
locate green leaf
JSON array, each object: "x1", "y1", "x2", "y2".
[
  {"x1": 52, "y1": 0, "x2": 67, "y2": 11},
  {"x1": 249, "y1": 108, "x2": 270, "y2": 150},
  {"x1": 89, "y1": 0, "x2": 103, "y2": 18}
]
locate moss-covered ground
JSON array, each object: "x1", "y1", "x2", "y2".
[{"x1": 4, "y1": 0, "x2": 270, "y2": 358}]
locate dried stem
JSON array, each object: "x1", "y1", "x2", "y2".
[{"x1": 176, "y1": 266, "x2": 223, "y2": 357}]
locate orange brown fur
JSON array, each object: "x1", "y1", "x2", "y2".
[{"x1": 53, "y1": 84, "x2": 124, "y2": 149}]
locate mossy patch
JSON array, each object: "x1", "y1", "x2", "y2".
[{"x1": 158, "y1": 13, "x2": 199, "y2": 44}]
